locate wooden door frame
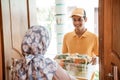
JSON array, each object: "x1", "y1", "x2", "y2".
[
  {"x1": 99, "y1": 0, "x2": 115, "y2": 80},
  {"x1": 0, "y1": 16, "x2": 3, "y2": 80},
  {"x1": 99, "y1": 0, "x2": 104, "y2": 80},
  {"x1": 0, "y1": 1, "x2": 4, "y2": 80}
]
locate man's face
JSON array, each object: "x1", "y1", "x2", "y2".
[{"x1": 72, "y1": 15, "x2": 87, "y2": 30}]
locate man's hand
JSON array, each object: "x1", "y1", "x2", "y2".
[{"x1": 90, "y1": 57, "x2": 97, "y2": 65}]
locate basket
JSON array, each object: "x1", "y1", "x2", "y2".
[{"x1": 55, "y1": 54, "x2": 91, "y2": 78}]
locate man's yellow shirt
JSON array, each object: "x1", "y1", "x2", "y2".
[{"x1": 62, "y1": 30, "x2": 98, "y2": 57}]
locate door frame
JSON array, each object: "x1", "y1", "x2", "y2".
[
  {"x1": 0, "y1": 1, "x2": 4, "y2": 79},
  {"x1": 99, "y1": 0, "x2": 104, "y2": 80}
]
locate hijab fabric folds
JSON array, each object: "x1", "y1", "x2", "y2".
[{"x1": 12, "y1": 26, "x2": 57, "y2": 80}]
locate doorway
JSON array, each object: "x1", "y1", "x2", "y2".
[{"x1": 36, "y1": 0, "x2": 99, "y2": 80}]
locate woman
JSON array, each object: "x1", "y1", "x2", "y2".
[{"x1": 12, "y1": 25, "x2": 76, "y2": 80}]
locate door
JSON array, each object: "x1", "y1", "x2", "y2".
[
  {"x1": 0, "y1": 19, "x2": 3, "y2": 80},
  {"x1": 99, "y1": 0, "x2": 120, "y2": 80},
  {"x1": 1, "y1": 0, "x2": 36, "y2": 80}
]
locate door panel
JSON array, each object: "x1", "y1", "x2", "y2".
[
  {"x1": 0, "y1": 21, "x2": 3, "y2": 80},
  {"x1": 0, "y1": 1, "x2": 3, "y2": 80},
  {"x1": 1, "y1": 0, "x2": 36, "y2": 80},
  {"x1": 99, "y1": 0, "x2": 120, "y2": 80},
  {"x1": 2, "y1": 0, "x2": 28, "y2": 79},
  {"x1": 112, "y1": 0, "x2": 120, "y2": 57},
  {"x1": 112, "y1": 0, "x2": 120, "y2": 79},
  {"x1": 10, "y1": 0, "x2": 28, "y2": 58}
]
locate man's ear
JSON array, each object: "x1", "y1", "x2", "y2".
[{"x1": 85, "y1": 17, "x2": 87, "y2": 22}]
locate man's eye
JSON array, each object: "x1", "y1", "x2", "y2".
[
  {"x1": 78, "y1": 18, "x2": 83, "y2": 21},
  {"x1": 73, "y1": 19, "x2": 76, "y2": 21}
]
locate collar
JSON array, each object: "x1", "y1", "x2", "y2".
[{"x1": 72, "y1": 30, "x2": 88, "y2": 38}]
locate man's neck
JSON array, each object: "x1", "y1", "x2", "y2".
[{"x1": 75, "y1": 27, "x2": 87, "y2": 37}]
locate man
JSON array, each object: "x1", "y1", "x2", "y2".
[
  {"x1": 62, "y1": 7, "x2": 99, "y2": 80},
  {"x1": 62, "y1": 7, "x2": 98, "y2": 65}
]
